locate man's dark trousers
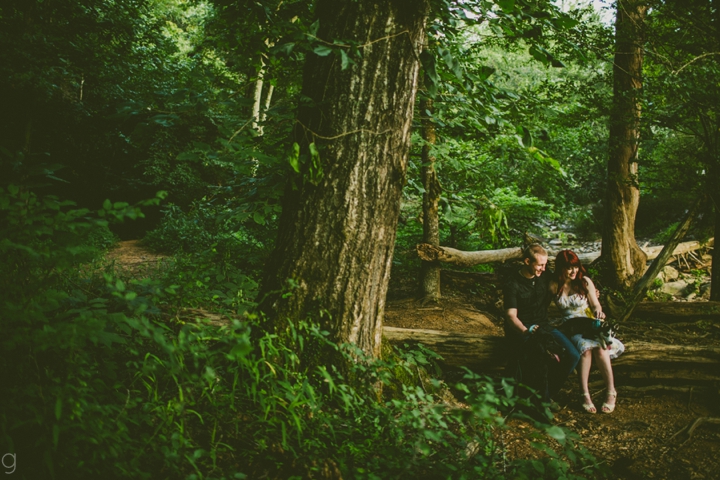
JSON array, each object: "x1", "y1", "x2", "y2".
[{"x1": 509, "y1": 328, "x2": 580, "y2": 403}]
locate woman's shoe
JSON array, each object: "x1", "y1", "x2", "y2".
[
  {"x1": 581, "y1": 393, "x2": 596, "y2": 414},
  {"x1": 602, "y1": 391, "x2": 617, "y2": 413}
]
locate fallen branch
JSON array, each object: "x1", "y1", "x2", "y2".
[
  {"x1": 416, "y1": 243, "x2": 523, "y2": 267},
  {"x1": 416, "y1": 238, "x2": 713, "y2": 267},
  {"x1": 669, "y1": 417, "x2": 720, "y2": 446}
]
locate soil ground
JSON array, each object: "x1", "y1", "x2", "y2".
[
  {"x1": 105, "y1": 239, "x2": 170, "y2": 276},
  {"x1": 107, "y1": 241, "x2": 720, "y2": 479},
  {"x1": 385, "y1": 269, "x2": 720, "y2": 479}
]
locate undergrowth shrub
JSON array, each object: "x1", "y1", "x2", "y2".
[
  {"x1": 489, "y1": 187, "x2": 559, "y2": 243},
  {"x1": 143, "y1": 201, "x2": 272, "y2": 268},
  {"x1": 1, "y1": 185, "x2": 607, "y2": 479}
]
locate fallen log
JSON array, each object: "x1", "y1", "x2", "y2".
[
  {"x1": 548, "y1": 301, "x2": 720, "y2": 322},
  {"x1": 576, "y1": 238, "x2": 714, "y2": 265},
  {"x1": 625, "y1": 301, "x2": 720, "y2": 321},
  {"x1": 383, "y1": 327, "x2": 720, "y2": 378},
  {"x1": 416, "y1": 238, "x2": 713, "y2": 267},
  {"x1": 416, "y1": 243, "x2": 523, "y2": 267}
]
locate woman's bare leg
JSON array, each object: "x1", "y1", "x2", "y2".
[
  {"x1": 592, "y1": 347, "x2": 616, "y2": 411},
  {"x1": 578, "y1": 350, "x2": 595, "y2": 412}
]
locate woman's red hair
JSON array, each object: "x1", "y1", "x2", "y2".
[{"x1": 554, "y1": 250, "x2": 589, "y2": 297}]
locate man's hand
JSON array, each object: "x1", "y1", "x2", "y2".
[{"x1": 527, "y1": 324, "x2": 539, "y2": 335}]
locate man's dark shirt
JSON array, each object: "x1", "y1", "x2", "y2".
[{"x1": 503, "y1": 269, "x2": 551, "y2": 328}]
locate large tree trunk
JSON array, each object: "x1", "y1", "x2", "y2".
[
  {"x1": 419, "y1": 93, "x2": 442, "y2": 304},
  {"x1": 603, "y1": 0, "x2": 648, "y2": 289},
  {"x1": 258, "y1": 0, "x2": 429, "y2": 360}
]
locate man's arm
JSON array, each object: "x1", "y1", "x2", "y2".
[{"x1": 506, "y1": 307, "x2": 531, "y2": 335}]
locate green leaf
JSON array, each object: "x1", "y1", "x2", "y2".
[
  {"x1": 53, "y1": 424, "x2": 60, "y2": 449},
  {"x1": 517, "y1": 126, "x2": 533, "y2": 148},
  {"x1": 309, "y1": 19, "x2": 320, "y2": 36},
  {"x1": 278, "y1": 42, "x2": 295, "y2": 55},
  {"x1": 340, "y1": 49, "x2": 351, "y2": 70},
  {"x1": 313, "y1": 45, "x2": 333, "y2": 57},
  {"x1": 253, "y1": 211, "x2": 265, "y2": 225},
  {"x1": 498, "y1": 0, "x2": 516, "y2": 13},
  {"x1": 307, "y1": 142, "x2": 323, "y2": 185},
  {"x1": 103, "y1": 199, "x2": 112, "y2": 210},
  {"x1": 116, "y1": 279, "x2": 126, "y2": 292},
  {"x1": 529, "y1": 45, "x2": 549, "y2": 65},
  {"x1": 477, "y1": 65, "x2": 496, "y2": 82},
  {"x1": 555, "y1": 16, "x2": 579, "y2": 30},
  {"x1": 288, "y1": 142, "x2": 301, "y2": 173},
  {"x1": 545, "y1": 425, "x2": 566, "y2": 443},
  {"x1": 177, "y1": 152, "x2": 200, "y2": 161}
]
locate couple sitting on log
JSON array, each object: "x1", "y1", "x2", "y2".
[{"x1": 504, "y1": 244, "x2": 625, "y2": 414}]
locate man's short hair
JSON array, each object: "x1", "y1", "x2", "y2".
[{"x1": 523, "y1": 243, "x2": 547, "y2": 263}]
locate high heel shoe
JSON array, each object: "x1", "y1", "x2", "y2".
[
  {"x1": 602, "y1": 390, "x2": 617, "y2": 413},
  {"x1": 581, "y1": 393, "x2": 596, "y2": 414}
]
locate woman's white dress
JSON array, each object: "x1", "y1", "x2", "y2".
[{"x1": 555, "y1": 293, "x2": 625, "y2": 359}]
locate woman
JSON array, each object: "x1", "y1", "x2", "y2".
[{"x1": 549, "y1": 250, "x2": 625, "y2": 413}]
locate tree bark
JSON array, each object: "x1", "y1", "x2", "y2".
[
  {"x1": 251, "y1": 57, "x2": 265, "y2": 135},
  {"x1": 258, "y1": 0, "x2": 429, "y2": 360},
  {"x1": 603, "y1": 0, "x2": 648, "y2": 289},
  {"x1": 419, "y1": 93, "x2": 441, "y2": 303}
]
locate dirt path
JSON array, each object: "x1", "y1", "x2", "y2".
[{"x1": 105, "y1": 239, "x2": 170, "y2": 276}]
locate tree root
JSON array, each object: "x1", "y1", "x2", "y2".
[{"x1": 669, "y1": 417, "x2": 720, "y2": 446}]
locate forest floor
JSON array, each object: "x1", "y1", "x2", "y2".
[
  {"x1": 385, "y1": 268, "x2": 720, "y2": 480},
  {"x1": 105, "y1": 239, "x2": 170, "y2": 276},
  {"x1": 107, "y1": 240, "x2": 720, "y2": 479}
]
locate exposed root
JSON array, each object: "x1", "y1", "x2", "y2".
[{"x1": 669, "y1": 417, "x2": 720, "y2": 446}]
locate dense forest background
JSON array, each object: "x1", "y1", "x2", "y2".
[{"x1": 1, "y1": 0, "x2": 718, "y2": 478}]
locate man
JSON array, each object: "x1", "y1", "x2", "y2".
[{"x1": 503, "y1": 244, "x2": 580, "y2": 408}]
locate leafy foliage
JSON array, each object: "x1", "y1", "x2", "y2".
[{"x1": 0, "y1": 181, "x2": 607, "y2": 478}]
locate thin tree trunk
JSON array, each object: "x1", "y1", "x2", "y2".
[
  {"x1": 258, "y1": 0, "x2": 429, "y2": 360},
  {"x1": 419, "y1": 94, "x2": 441, "y2": 304},
  {"x1": 711, "y1": 201, "x2": 720, "y2": 300},
  {"x1": 260, "y1": 84, "x2": 274, "y2": 125},
  {"x1": 603, "y1": 0, "x2": 648, "y2": 289},
  {"x1": 251, "y1": 58, "x2": 265, "y2": 135}
]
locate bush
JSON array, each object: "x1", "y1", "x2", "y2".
[
  {"x1": 0, "y1": 185, "x2": 606, "y2": 479},
  {"x1": 488, "y1": 187, "x2": 559, "y2": 246}
]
